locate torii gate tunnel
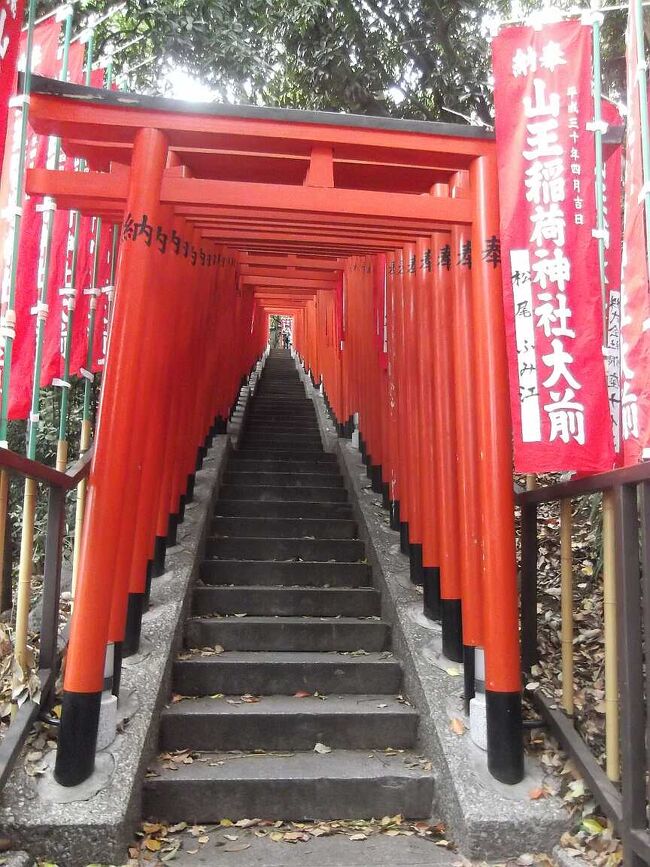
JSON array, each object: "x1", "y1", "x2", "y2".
[{"x1": 25, "y1": 76, "x2": 521, "y2": 787}]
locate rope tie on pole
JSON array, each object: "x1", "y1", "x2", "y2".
[
  {"x1": 0, "y1": 311, "x2": 16, "y2": 341},
  {"x1": 2, "y1": 205, "x2": 23, "y2": 219},
  {"x1": 8, "y1": 94, "x2": 30, "y2": 109},
  {"x1": 35, "y1": 200, "x2": 57, "y2": 214},
  {"x1": 30, "y1": 301, "x2": 49, "y2": 321}
]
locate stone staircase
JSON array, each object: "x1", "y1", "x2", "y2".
[{"x1": 143, "y1": 349, "x2": 434, "y2": 822}]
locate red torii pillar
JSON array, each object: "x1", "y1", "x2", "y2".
[
  {"x1": 55, "y1": 128, "x2": 169, "y2": 785},
  {"x1": 470, "y1": 154, "x2": 522, "y2": 784}
]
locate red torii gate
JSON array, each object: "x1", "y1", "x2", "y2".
[{"x1": 25, "y1": 75, "x2": 521, "y2": 788}]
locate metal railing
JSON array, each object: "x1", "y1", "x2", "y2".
[
  {"x1": 0, "y1": 445, "x2": 92, "y2": 790},
  {"x1": 518, "y1": 462, "x2": 650, "y2": 867}
]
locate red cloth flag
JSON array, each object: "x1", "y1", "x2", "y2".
[
  {"x1": 91, "y1": 223, "x2": 114, "y2": 373},
  {"x1": 0, "y1": 0, "x2": 25, "y2": 173},
  {"x1": 0, "y1": 18, "x2": 62, "y2": 419},
  {"x1": 493, "y1": 20, "x2": 614, "y2": 473},
  {"x1": 40, "y1": 42, "x2": 88, "y2": 391},
  {"x1": 619, "y1": 6, "x2": 650, "y2": 465}
]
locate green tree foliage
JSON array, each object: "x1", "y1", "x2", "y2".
[{"x1": 40, "y1": 1, "x2": 630, "y2": 123}]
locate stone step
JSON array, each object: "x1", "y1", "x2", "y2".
[
  {"x1": 185, "y1": 616, "x2": 389, "y2": 652},
  {"x1": 212, "y1": 517, "x2": 356, "y2": 539},
  {"x1": 227, "y1": 458, "x2": 340, "y2": 473},
  {"x1": 143, "y1": 750, "x2": 434, "y2": 822},
  {"x1": 233, "y1": 449, "x2": 335, "y2": 462},
  {"x1": 214, "y1": 500, "x2": 353, "y2": 520},
  {"x1": 223, "y1": 471, "x2": 344, "y2": 488},
  {"x1": 251, "y1": 399, "x2": 312, "y2": 407},
  {"x1": 199, "y1": 559, "x2": 372, "y2": 587},
  {"x1": 237, "y1": 444, "x2": 326, "y2": 455},
  {"x1": 206, "y1": 536, "x2": 365, "y2": 561},
  {"x1": 219, "y1": 485, "x2": 346, "y2": 502},
  {"x1": 172, "y1": 651, "x2": 402, "y2": 696},
  {"x1": 245, "y1": 421, "x2": 320, "y2": 442},
  {"x1": 247, "y1": 407, "x2": 317, "y2": 416},
  {"x1": 241, "y1": 438, "x2": 324, "y2": 451},
  {"x1": 243, "y1": 430, "x2": 322, "y2": 441},
  {"x1": 193, "y1": 585, "x2": 380, "y2": 617},
  {"x1": 160, "y1": 694, "x2": 419, "y2": 751}
]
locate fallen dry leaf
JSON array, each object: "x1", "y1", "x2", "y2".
[{"x1": 450, "y1": 717, "x2": 465, "y2": 735}]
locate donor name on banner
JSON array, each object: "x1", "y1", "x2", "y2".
[{"x1": 493, "y1": 19, "x2": 614, "y2": 473}]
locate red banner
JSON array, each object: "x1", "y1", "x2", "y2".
[
  {"x1": 619, "y1": 7, "x2": 650, "y2": 465},
  {"x1": 493, "y1": 20, "x2": 614, "y2": 473},
  {"x1": 0, "y1": 19, "x2": 62, "y2": 419},
  {"x1": 40, "y1": 42, "x2": 89, "y2": 392},
  {"x1": 0, "y1": 0, "x2": 25, "y2": 173},
  {"x1": 91, "y1": 224, "x2": 114, "y2": 373}
]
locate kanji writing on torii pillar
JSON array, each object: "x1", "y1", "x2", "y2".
[{"x1": 492, "y1": 19, "x2": 614, "y2": 474}]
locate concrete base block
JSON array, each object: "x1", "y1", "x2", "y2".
[
  {"x1": 303, "y1": 383, "x2": 568, "y2": 861},
  {"x1": 0, "y1": 400, "x2": 248, "y2": 866},
  {"x1": 469, "y1": 693, "x2": 488, "y2": 752},
  {"x1": 96, "y1": 692, "x2": 117, "y2": 751},
  {"x1": 35, "y1": 751, "x2": 115, "y2": 805}
]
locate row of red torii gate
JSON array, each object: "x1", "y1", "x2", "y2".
[{"x1": 22, "y1": 74, "x2": 521, "y2": 788}]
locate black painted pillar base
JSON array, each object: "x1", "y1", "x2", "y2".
[
  {"x1": 389, "y1": 499, "x2": 400, "y2": 531},
  {"x1": 167, "y1": 511, "x2": 179, "y2": 547},
  {"x1": 178, "y1": 493, "x2": 187, "y2": 523},
  {"x1": 422, "y1": 566, "x2": 441, "y2": 620},
  {"x1": 112, "y1": 641, "x2": 123, "y2": 700},
  {"x1": 409, "y1": 542, "x2": 424, "y2": 586},
  {"x1": 399, "y1": 521, "x2": 410, "y2": 555},
  {"x1": 344, "y1": 417, "x2": 355, "y2": 438},
  {"x1": 143, "y1": 560, "x2": 153, "y2": 607},
  {"x1": 195, "y1": 446, "x2": 205, "y2": 472},
  {"x1": 186, "y1": 472, "x2": 196, "y2": 504},
  {"x1": 463, "y1": 645, "x2": 476, "y2": 714},
  {"x1": 214, "y1": 415, "x2": 227, "y2": 434},
  {"x1": 153, "y1": 534, "x2": 167, "y2": 578},
  {"x1": 371, "y1": 464, "x2": 383, "y2": 494},
  {"x1": 123, "y1": 591, "x2": 145, "y2": 657},
  {"x1": 486, "y1": 690, "x2": 524, "y2": 784},
  {"x1": 381, "y1": 482, "x2": 390, "y2": 510},
  {"x1": 337, "y1": 422, "x2": 346, "y2": 437},
  {"x1": 54, "y1": 690, "x2": 101, "y2": 786},
  {"x1": 441, "y1": 598, "x2": 463, "y2": 663}
]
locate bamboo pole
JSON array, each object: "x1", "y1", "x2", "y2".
[
  {"x1": 0, "y1": 470, "x2": 9, "y2": 613},
  {"x1": 55, "y1": 28, "x2": 94, "y2": 473},
  {"x1": 602, "y1": 489, "x2": 619, "y2": 782},
  {"x1": 13, "y1": 7, "x2": 74, "y2": 704},
  {"x1": 71, "y1": 64, "x2": 118, "y2": 599},
  {"x1": 560, "y1": 497, "x2": 574, "y2": 716},
  {"x1": 590, "y1": 0, "x2": 619, "y2": 781},
  {"x1": 525, "y1": 474, "x2": 537, "y2": 492},
  {"x1": 3, "y1": 0, "x2": 43, "y2": 709},
  {"x1": 633, "y1": 0, "x2": 650, "y2": 272},
  {"x1": 590, "y1": 2, "x2": 608, "y2": 336}
]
